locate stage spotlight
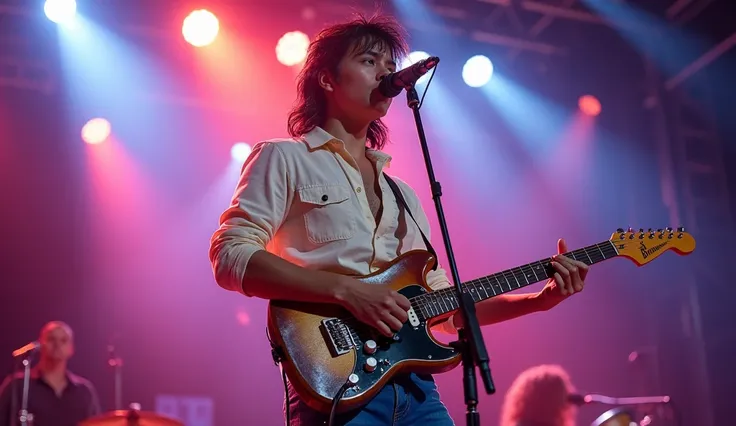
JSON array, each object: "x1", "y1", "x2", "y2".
[
  {"x1": 231, "y1": 142, "x2": 252, "y2": 162},
  {"x1": 579, "y1": 95, "x2": 601, "y2": 117},
  {"x1": 401, "y1": 51, "x2": 431, "y2": 84},
  {"x1": 81, "y1": 118, "x2": 111, "y2": 145},
  {"x1": 182, "y1": 9, "x2": 219, "y2": 47},
  {"x1": 44, "y1": 0, "x2": 77, "y2": 25},
  {"x1": 462, "y1": 55, "x2": 493, "y2": 88},
  {"x1": 276, "y1": 31, "x2": 310, "y2": 66}
]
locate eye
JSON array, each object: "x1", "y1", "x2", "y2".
[{"x1": 363, "y1": 59, "x2": 375, "y2": 65}]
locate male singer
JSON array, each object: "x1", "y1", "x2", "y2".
[
  {"x1": 0, "y1": 321, "x2": 101, "y2": 426},
  {"x1": 209, "y1": 13, "x2": 589, "y2": 426}
]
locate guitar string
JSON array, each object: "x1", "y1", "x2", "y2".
[
  {"x1": 329, "y1": 238, "x2": 667, "y2": 340},
  {"x1": 335, "y1": 242, "x2": 619, "y2": 325}
]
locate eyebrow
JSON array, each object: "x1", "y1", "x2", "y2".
[{"x1": 364, "y1": 50, "x2": 397, "y2": 68}]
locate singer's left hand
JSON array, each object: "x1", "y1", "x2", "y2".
[{"x1": 536, "y1": 238, "x2": 589, "y2": 310}]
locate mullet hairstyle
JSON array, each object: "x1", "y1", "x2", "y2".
[{"x1": 287, "y1": 14, "x2": 409, "y2": 150}]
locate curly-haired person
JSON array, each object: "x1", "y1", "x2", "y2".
[{"x1": 500, "y1": 364, "x2": 578, "y2": 426}]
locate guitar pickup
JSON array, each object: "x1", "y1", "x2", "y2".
[{"x1": 321, "y1": 318, "x2": 356, "y2": 357}]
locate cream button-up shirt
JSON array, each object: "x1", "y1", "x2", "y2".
[{"x1": 209, "y1": 126, "x2": 451, "y2": 296}]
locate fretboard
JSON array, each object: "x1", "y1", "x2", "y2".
[{"x1": 412, "y1": 240, "x2": 618, "y2": 320}]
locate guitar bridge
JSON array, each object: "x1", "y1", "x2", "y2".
[{"x1": 321, "y1": 318, "x2": 356, "y2": 357}]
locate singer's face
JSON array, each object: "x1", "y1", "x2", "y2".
[
  {"x1": 40, "y1": 324, "x2": 74, "y2": 362},
  {"x1": 330, "y1": 42, "x2": 397, "y2": 122}
]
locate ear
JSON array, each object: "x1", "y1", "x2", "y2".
[{"x1": 318, "y1": 69, "x2": 334, "y2": 92}]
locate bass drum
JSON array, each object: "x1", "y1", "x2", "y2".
[{"x1": 591, "y1": 407, "x2": 637, "y2": 426}]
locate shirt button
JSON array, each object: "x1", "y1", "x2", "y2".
[{"x1": 356, "y1": 187, "x2": 362, "y2": 193}]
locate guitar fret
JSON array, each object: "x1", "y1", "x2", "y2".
[
  {"x1": 583, "y1": 249, "x2": 593, "y2": 264},
  {"x1": 595, "y1": 243, "x2": 605, "y2": 261},
  {"x1": 423, "y1": 300, "x2": 432, "y2": 318},
  {"x1": 493, "y1": 275, "x2": 503, "y2": 294},
  {"x1": 432, "y1": 296, "x2": 442, "y2": 315},
  {"x1": 418, "y1": 298, "x2": 429, "y2": 318},
  {"x1": 512, "y1": 269, "x2": 522, "y2": 288},
  {"x1": 521, "y1": 265, "x2": 535, "y2": 283},
  {"x1": 469, "y1": 285, "x2": 481, "y2": 303},
  {"x1": 438, "y1": 291, "x2": 449, "y2": 313},
  {"x1": 448, "y1": 291, "x2": 459, "y2": 311},
  {"x1": 530, "y1": 264, "x2": 540, "y2": 281},
  {"x1": 503, "y1": 274, "x2": 512, "y2": 291},
  {"x1": 479, "y1": 279, "x2": 490, "y2": 298},
  {"x1": 518, "y1": 267, "x2": 530, "y2": 285}
]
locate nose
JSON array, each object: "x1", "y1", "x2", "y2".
[{"x1": 376, "y1": 67, "x2": 392, "y2": 81}]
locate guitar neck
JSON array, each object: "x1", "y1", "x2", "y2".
[{"x1": 415, "y1": 240, "x2": 619, "y2": 320}]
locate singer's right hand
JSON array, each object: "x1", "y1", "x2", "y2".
[{"x1": 334, "y1": 276, "x2": 410, "y2": 338}]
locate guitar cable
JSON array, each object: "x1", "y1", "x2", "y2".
[
  {"x1": 266, "y1": 326, "x2": 291, "y2": 426},
  {"x1": 327, "y1": 381, "x2": 352, "y2": 426}
]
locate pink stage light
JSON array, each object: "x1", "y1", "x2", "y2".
[{"x1": 579, "y1": 95, "x2": 601, "y2": 117}]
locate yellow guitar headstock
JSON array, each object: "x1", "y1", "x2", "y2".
[{"x1": 610, "y1": 227, "x2": 696, "y2": 266}]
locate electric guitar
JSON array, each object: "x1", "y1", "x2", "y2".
[{"x1": 267, "y1": 227, "x2": 696, "y2": 414}]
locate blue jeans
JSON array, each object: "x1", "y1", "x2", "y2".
[{"x1": 286, "y1": 373, "x2": 455, "y2": 426}]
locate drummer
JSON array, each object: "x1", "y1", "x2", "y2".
[{"x1": 0, "y1": 321, "x2": 101, "y2": 426}]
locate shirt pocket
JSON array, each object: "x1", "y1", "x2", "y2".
[{"x1": 297, "y1": 184, "x2": 357, "y2": 244}]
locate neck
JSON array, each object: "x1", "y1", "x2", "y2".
[
  {"x1": 38, "y1": 359, "x2": 67, "y2": 378},
  {"x1": 321, "y1": 116, "x2": 370, "y2": 160}
]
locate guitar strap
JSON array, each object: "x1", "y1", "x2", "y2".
[{"x1": 382, "y1": 174, "x2": 438, "y2": 271}]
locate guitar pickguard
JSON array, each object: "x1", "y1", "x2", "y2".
[{"x1": 339, "y1": 284, "x2": 457, "y2": 399}]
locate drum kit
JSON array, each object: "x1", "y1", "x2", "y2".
[
  {"x1": 581, "y1": 393, "x2": 672, "y2": 426},
  {"x1": 79, "y1": 405, "x2": 183, "y2": 426}
]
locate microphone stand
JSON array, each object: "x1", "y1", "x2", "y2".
[
  {"x1": 17, "y1": 355, "x2": 34, "y2": 426},
  {"x1": 107, "y1": 344, "x2": 123, "y2": 409},
  {"x1": 405, "y1": 85, "x2": 495, "y2": 426}
]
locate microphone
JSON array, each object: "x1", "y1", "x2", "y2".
[
  {"x1": 378, "y1": 56, "x2": 440, "y2": 98},
  {"x1": 567, "y1": 393, "x2": 588, "y2": 406},
  {"x1": 12, "y1": 341, "x2": 40, "y2": 358}
]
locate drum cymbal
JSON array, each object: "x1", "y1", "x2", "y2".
[
  {"x1": 591, "y1": 407, "x2": 636, "y2": 426},
  {"x1": 79, "y1": 410, "x2": 184, "y2": 426}
]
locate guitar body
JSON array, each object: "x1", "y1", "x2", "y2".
[{"x1": 267, "y1": 250, "x2": 460, "y2": 414}]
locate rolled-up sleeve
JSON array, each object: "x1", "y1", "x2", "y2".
[{"x1": 209, "y1": 142, "x2": 290, "y2": 295}]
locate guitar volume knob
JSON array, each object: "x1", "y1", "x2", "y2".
[
  {"x1": 364, "y1": 357, "x2": 377, "y2": 373},
  {"x1": 363, "y1": 340, "x2": 377, "y2": 354}
]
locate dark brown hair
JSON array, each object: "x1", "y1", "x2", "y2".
[{"x1": 287, "y1": 14, "x2": 409, "y2": 150}]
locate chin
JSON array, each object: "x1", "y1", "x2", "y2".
[{"x1": 371, "y1": 105, "x2": 390, "y2": 118}]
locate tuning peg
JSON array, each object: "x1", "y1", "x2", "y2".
[
  {"x1": 617, "y1": 228, "x2": 624, "y2": 233},
  {"x1": 648, "y1": 228, "x2": 653, "y2": 232},
  {"x1": 666, "y1": 227, "x2": 672, "y2": 232},
  {"x1": 677, "y1": 226, "x2": 685, "y2": 232},
  {"x1": 639, "y1": 228, "x2": 644, "y2": 233}
]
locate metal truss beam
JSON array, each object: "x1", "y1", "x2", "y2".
[
  {"x1": 665, "y1": 30, "x2": 736, "y2": 90},
  {"x1": 0, "y1": 56, "x2": 55, "y2": 94}
]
